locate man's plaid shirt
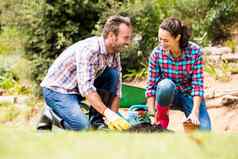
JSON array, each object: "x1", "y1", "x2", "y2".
[
  {"x1": 146, "y1": 42, "x2": 204, "y2": 98},
  {"x1": 41, "y1": 36, "x2": 122, "y2": 97}
]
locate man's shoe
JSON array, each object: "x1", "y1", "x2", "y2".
[
  {"x1": 37, "y1": 104, "x2": 64, "y2": 131},
  {"x1": 90, "y1": 120, "x2": 108, "y2": 130},
  {"x1": 36, "y1": 106, "x2": 53, "y2": 131}
]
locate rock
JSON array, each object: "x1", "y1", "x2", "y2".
[
  {"x1": 203, "y1": 47, "x2": 232, "y2": 55},
  {"x1": 205, "y1": 89, "x2": 216, "y2": 99},
  {"x1": 205, "y1": 55, "x2": 221, "y2": 65},
  {"x1": 221, "y1": 53, "x2": 238, "y2": 62},
  {"x1": 221, "y1": 95, "x2": 238, "y2": 106},
  {"x1": 0, "y1": 96, "x2": 17, "y2": 104},
  {"x1": 15, "y1": 96, "x2": 30, "y2": 105},
  {"x1": 0, "y1": 95, "x2": 30, "y2": 105}
]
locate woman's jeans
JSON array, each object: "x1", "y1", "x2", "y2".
[
  {"x1": 155, "y1": 78, "x2": 211, "y2": 130},
  {"x1": 42, "y1": 67, "x2": 119, "y2": 131}
]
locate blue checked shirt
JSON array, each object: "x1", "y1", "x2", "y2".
[{"x1": 41, "y1": 36, "x2": 122, "y2": 97}]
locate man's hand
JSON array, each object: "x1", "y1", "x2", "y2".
[{"x1": 103, "y1": 108, "x2": 131, "y2": 131}]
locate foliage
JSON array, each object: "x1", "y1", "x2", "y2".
[
  {"x1": 0, "y1": 26, "x2": 27, "y2": 55},
  {"x1": 0, "y1": 54, "x2": 31, "y2": 95},
  {"x1": 225, "y1": 39, "x2": 237, "y2": 53},
  {"x1": 206, "y1": 0, "x2": 238, "y2": 45},
  {"x1": 123, "y1": 62, "x2": 148, "y2": 81},
  {"x1": 0, "y1": 68, "x2": 31, "y2": 95},
  {"x1": 0, "y1": 70, "x2": 17, "y2": 89},
  {"x1": 204, "y1": 57, "x2": 233, "y2": 82},
  {"x1": 0, "y1": 104, "x2": 20, "y2": 122}
]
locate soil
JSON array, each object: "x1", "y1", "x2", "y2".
[{"x1": 127, "y1": 123, "x2": 173, "y2": 133}]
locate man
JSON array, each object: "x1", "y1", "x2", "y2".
[{"x1": 37, "y1": 15, "x2": 132, "y2": 131}]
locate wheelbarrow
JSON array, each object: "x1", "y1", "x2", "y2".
[{"x1": 120, "y1": 84, "x2": 146, "y2": 108}]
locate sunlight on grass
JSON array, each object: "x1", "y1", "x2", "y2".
[{"x1": 0, "y1": 125, "x2": 237, "y2": 159}]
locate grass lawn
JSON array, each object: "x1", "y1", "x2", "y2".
[{"x1": 0, "y1": 125, "x2": 237, "y2": 159}]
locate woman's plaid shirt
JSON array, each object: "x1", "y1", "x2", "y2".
[{"x1": 146, "y1": 42, "x2": 204, "y2": 98}]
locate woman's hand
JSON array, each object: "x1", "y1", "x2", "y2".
[
  {"x1": 147, "y1": 97, "x2": 155, "y2": 115},
  {"x1": 186, "y1": 111, "x2": 200, "y2": 125}
]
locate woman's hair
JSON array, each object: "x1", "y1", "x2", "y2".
[
  {"x1": 102, "y1": 15, "x2": 131, "y2": 38},
  {"x1": 160, "y1": 17, "x2": 191, "y2": 49}
]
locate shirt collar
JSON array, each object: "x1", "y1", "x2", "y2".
[
  {"x1": 162, "y1": 47, "x2": 190, "y2": 61},
  {"x1": 98, "y1": 36, "x2": 108, "y2": 55}
]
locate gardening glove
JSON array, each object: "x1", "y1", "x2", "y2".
[{"x1": 103, "y1": 108, "x2": 131, "y2": 131}]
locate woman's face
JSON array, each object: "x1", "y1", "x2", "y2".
[{"x1": 158, "y1": 28, "x2": 180, "y2": 51}]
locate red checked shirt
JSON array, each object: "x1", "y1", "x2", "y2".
[
  {"x1": 146, "y1": 42, "x2": 204, "y2": 98},
  {"x1": 41, "y1": 36, "x2": 122, "y2": 97}
]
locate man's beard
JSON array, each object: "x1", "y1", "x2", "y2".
[{"x1": 112, "y1": 43, "x2": 124, "y2": 53}]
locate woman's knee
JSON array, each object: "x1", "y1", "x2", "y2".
[
  {"x1": 158, "y1": 79, "x2": 176, "y2": 90},
  {"x1": 156, "y1": 79, "x2": 176, "y2": 106}
]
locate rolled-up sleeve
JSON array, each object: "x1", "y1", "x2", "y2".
[
  {"x1": 146, "y1": 49, "x2": 162, "y2": 97},
  {"x1": 191, "y1": 50, "x2": 204, "y2": 97},
  {"x1": 76, "y1": 47, "x2": 97, "y2": 97}
]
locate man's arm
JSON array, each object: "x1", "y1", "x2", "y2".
[
  {"x1": 85, "y1": 91, "x2": 107, "y2": 114},
  {"x1": 111, "y1": 96, "x2": 120, "y2": 112}
]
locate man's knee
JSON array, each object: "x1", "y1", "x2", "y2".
[
  {"x1": 64, "y1": 117, "x2": 89, "y2": 131},
  {"x1": 107, "y1": 68, "x2": 120, "y2": 81}
]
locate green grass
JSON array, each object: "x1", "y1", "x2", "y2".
[{"x1": 0, "y1": 125, "x2": 237, "y2": 159}]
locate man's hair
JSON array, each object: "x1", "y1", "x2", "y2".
[{"x1": 102, "y1": 15, "x2": 131, "y2": 38}]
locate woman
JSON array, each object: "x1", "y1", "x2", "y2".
[{"x1": 146, "y1": 17, "x2": 211, "y2": 130}]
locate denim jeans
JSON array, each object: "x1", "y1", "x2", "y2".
[
  {"x1": 156, "y1": 78, "x2": 211, "y2": 130},
  {"x1": 42, "y1": 67, "x2": 119, "y2": 131}
]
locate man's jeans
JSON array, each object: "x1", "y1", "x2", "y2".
[
  {"x1": 155, "y1": 78, "x2": 211, "y2": 130},
  {"x1": 42, "y1": 67, "x2": 119, "y2": 131}
]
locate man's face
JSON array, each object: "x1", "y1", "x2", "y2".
[
  {"x1": 158, "y1": 28, "x2": 180, "y2": 50},
  {"x1": 111, "y1": 23, "x2": 132, "y2": 53}
]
